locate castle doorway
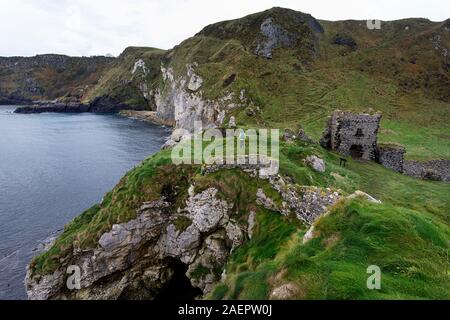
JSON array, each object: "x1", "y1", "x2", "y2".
[{"x1": 350, "y1": 144, "x2": 364, "y2": 159}]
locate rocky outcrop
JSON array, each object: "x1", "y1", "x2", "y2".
[
  {"x1": 197, "y1": 7, "x2": 323, "y2": 60},
  {"x1": 256, "y1": 175, "x2": 342, "y2": 225},
  {"x1": 14, "y1": 96, "x2": 135, "y2": 114},
  {"x1": 155, "y1": 64, "x2": 240, "y2": 132},
  {"x1": 347, "y1": 190, "x2": 381, "y2": 204},
  {"x1": 305, "y1": 155, "x2": 326, "y2": 173},
  {"x1": 332, "y1": 34, "x2": 357, "y2": 50},
  {"x1": 14, "y1": 102, "x2": 90, "y2": 114},
  {"x1": 0, "y1": 94, "x2": 33, "y2": 105},
  {"x1": 26, "y1": 188, "x2": 243, "y2": 300},
  {"x1": 302, "y1": 190, "x2": 380, "y2": 244},
  {"x1": 268, "y1": 175, "x2": 342, "y2": 225},
  {"x1": 26, "y1": 161, "x2": 346, "y2": 300},
  {"x1": 89, "y1": 96, "x2": 136, "y2": 113},
  {"x1": 254, "y1": 17, "x2": 300, "y2": 59}
]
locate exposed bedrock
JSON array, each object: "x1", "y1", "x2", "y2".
[
  {"x1": 14, "y1": 102, "x2": 90, "y2": 114},
  {"x1": 26, "y1": 188, "x2": 240, "y2": 300},
  {"x1": 155, "y1": 64, "x2": 240, "y2": 133},
  {"x1": 14, "y1": 96, "x2": 135, "y2": 114},
  {"x1": 26, "y1": 168, "x2": 346, "y2": 300}
]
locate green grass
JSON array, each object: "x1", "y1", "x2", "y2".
[
  {"x1": 173, "y1": 216, "x2": 193, "y2": 232},
  {"x1": 84, "y1": 47, "x2": 166, "y2": 108},
  {"x1": 204, "y1": 140, "x2": 449, "y2": 299},
  {"x1": 217, "y1": 199, "x2": 449, "y2": 300}
]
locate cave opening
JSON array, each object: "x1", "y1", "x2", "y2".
[{"x1": 154, "y1": 259, "x2": 203, "y2": 301}]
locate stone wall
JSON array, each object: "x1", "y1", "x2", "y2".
[
  {"x1": 403, "y1": 160, "x2": 450, "y2": 182},
  {"x1": 377, "y1": 144, "x2": 406, "y2": 173},
  {"x1": 320, "y1": 110, "x2": 450, "y2": 182},
  {"x1": 321, "y1": 110, "x2": 382, "y2": 161}
]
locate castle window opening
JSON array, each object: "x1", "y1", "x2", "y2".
[{"x1": 355, "y1": 128, "x2": 364, "y2": 137}]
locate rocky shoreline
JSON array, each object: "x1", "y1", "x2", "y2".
[
  {"x1": 13, "y1": 96, "x2": 140, "y2": 114},
  {"x1": 14, "y1": 102, "x2": 90, "y2": 114},
  {"x1": 119, "y1": 110, "x2": 174, "y2": 126}
]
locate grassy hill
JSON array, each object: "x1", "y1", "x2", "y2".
[
  {"x1": 163, "y1": 8, "x2": 450, "y2": 160},
  {"x1": 83, "y1": 47, "x2": 166, "y2": 108},
  {"x1": 26, "y1": 7, "x2": 450, "y2": 300},
  {"x1": 81, "y1": 8, "x2": 450, "y2": 159},
  {"x1": 0, "y1": 54, "x2": 114, "y2": 103}
]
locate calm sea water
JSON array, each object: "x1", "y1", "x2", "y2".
[{"x1": 0, "y1": 106, "x2": 170, "y2": 299}]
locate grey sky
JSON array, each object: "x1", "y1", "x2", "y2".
[{"x1": 0, "y1": 0, "x2": 448, "y2": 57}]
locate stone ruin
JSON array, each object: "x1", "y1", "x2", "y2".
[
  {"x1": 320, "y1": 110, "x2": 450, "y2": 182},
  {"x1": 320, "y1": 110, "x2": 382, "y2": 161},
  {"x1": 376, "y1": 144, "x2": 406, "y2": 173}
]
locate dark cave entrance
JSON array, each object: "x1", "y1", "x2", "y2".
[
  {"x1": 154, "y1": 259, "x2": 203, "y2": 301},
  {"x1": 349, "y1": 144, "x2": 364, "y2": 159}
]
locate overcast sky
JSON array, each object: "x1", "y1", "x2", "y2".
[{"x1": 0, "y1": 0, "x2": 448, "y2": 57}]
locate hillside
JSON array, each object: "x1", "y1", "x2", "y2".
[
  {"x1": 0, "y1": 54, "x2": 114, "y2": 104},
  {"x1": 82, "y1": 47, "x2": 167, "y2": 109},
  {"x1": 79, "y1": 7, "x2": 450, "y2": 160},
  {"x1": 23, "y1": 7, "x2": 450, "y2": 300}
]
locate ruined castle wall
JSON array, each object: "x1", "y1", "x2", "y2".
[
  {"x1": 329, "y1": 111, "x2": 381, "y2": 161},
  {"x1": 377, "y1": 144, "x2": 406, "y2": 173},
  {"x1": 403, "y1": 160, "x2": 450, "y2": 182}
]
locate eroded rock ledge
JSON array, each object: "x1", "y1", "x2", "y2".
[
  {"x1": 26, "y1": 188, "x2": 241, "y2": 300},
  {"x1": 26, "y1": 166, "x2": 346, "y2": 300}
]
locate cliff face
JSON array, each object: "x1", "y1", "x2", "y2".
[
  {"x1": 154, "y1": 64, "x2": 240, "y2": 130},
  {"x1": 26, "y1": 191, "x2": 239, "y2": 299},
  {"x1": 0, "y1": 54, "x2": 114, "y2": 104}
]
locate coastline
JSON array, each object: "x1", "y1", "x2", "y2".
[{"x1": 119, "y1": 110, "x2": 174, "y2": 127}]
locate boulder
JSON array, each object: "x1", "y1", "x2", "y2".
[
  {"x1": 305, "y1": 155, "x2": 326, "y2": 173},
  {"x1": 270, "y1": 283, "x2": 299, "y2": 300},
  {"x1": 347, "y1": 190, "x2": 381, "y2": 204}
]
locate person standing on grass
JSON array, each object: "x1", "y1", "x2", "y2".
[{"x1": 239, "y1": 129, "x2": 246, "y2": 149}]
